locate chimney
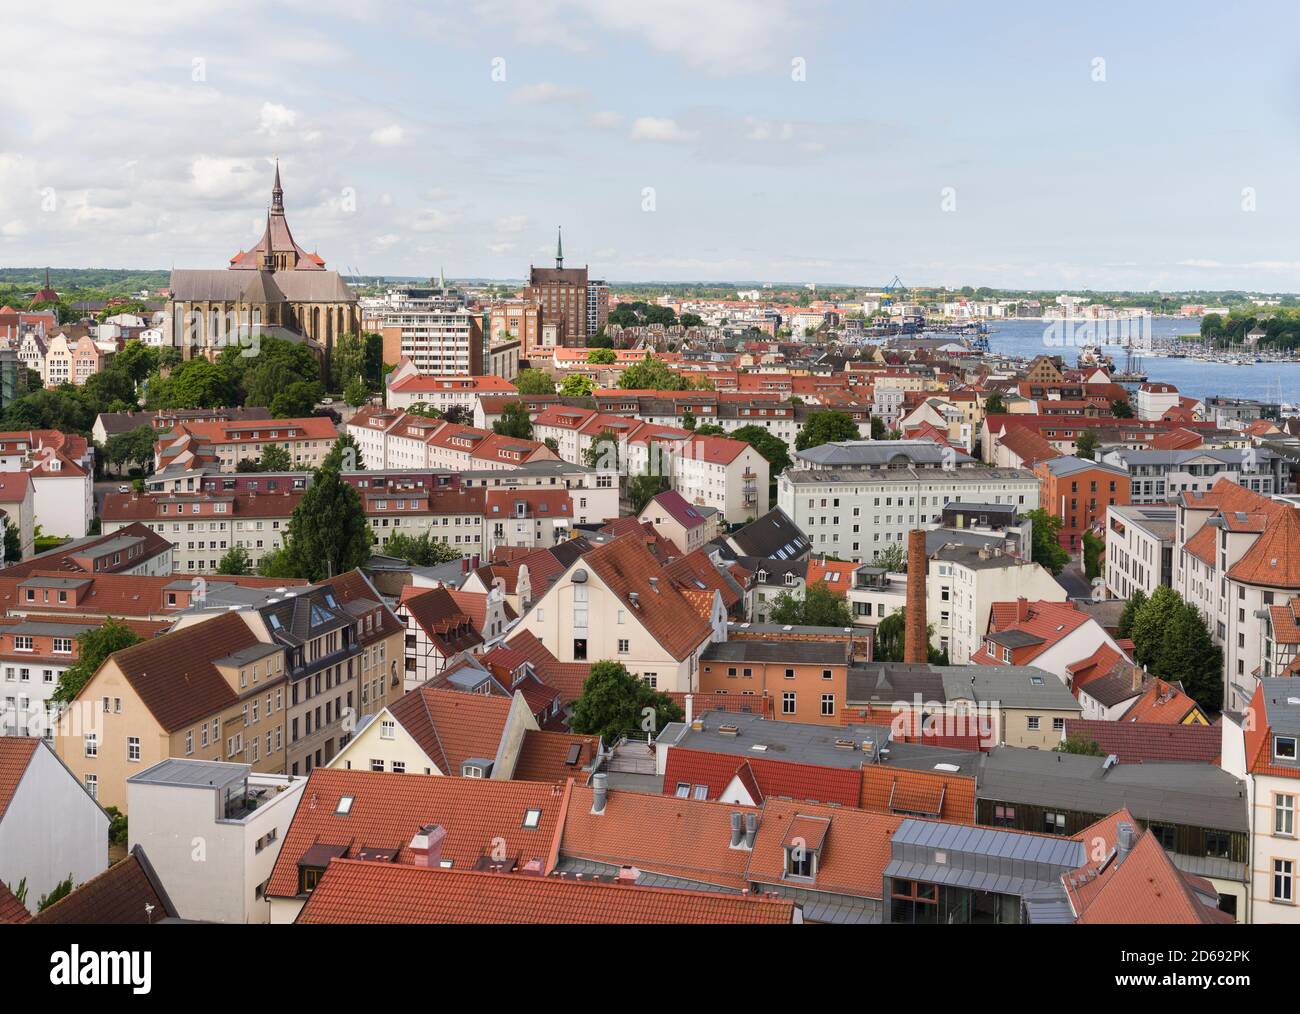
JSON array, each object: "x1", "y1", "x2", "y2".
[
  {"x1": 729, "y1": 811, "x2": 745, "y2": 848},
  {"x1": 1131, "y1": 664, "x2": 1143, "y2": 693},
  {"x1": 409, "y1": 824, "x2": 447, "y2": 868},
  {"x1": 742, "y1": 811, "x2": 758, "y2": 849},
  {"x1": 591, "y1": 772, "x2": 608, "y2": 814},
  {"x1": 1116, "y1": 822, "x2": 1136, "y2": 865},
  {"x1": 904, "y1": 529, "x2": 928, "y2": 663}
]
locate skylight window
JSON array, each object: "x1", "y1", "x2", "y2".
[
  {"x1": 522, "y1": 809, "x2": 542, "y2": 828},
  {"x1": 335, "y1": 796, "x2": 354, "y2": 815}
]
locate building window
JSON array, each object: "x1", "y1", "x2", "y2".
[
  {"x1": 1276, "y1": 794, "x2": 1295, "y2": 837},
  {"x1": 1277, "y1": 737, "x2": 1297, "y2": 761},
  {"x1": 1052, "y1": 717, "x2": 1065, "y2": 732},
  {"x1": 380, "y1": 719, "x2": 395, "y2": 740},
  {"x1": 1043, "y1": 811, "x2": 1066, "y2": 835},
  {"x1": 1027, "y1": 716, "x2": 1040, "y2": 731},
  {"x1": 85, "y1": 773, "x2": 97, "y2": 799},
  {"x1": 391, "y1": 761, "x2": 405, "y2": 774},
  {"x1": 370, "y1": 759, "x2": 384, "y2": 772},
  {"x1": 1274, "y1": 858, "x2": 1294, "y2": 903},
  {"x1": 127, "y1": 737, "x2": 140, "y2": 763},
  {"x1": 782, "y1": 692, "x2": 796, "y2": 715},
  {"x1": 821, "y1": 694, "x2": 835, "y2": 717},
  {"x1": 617, "y1": 639, "x2": 629, "y2": 654},
  {"x1": 84, "y1": 733, "x2": 97, "y2": 758}
]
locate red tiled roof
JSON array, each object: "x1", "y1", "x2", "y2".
[
  {"x1": 0, "y1": 880, "x2": 28, "y2": 923},
  {"x1": 1121, "y1": 679, "x2": 1205, "y2": 725},
  {"x1": 30, "y1": 847, "x2": 177, "y2": 924},
  {"x1": 266, "y1": 769, "x2": 569, "y2": 899},
  {"x1": 0, "y1": 736, "x2": 38, "y2": 821},
  {"x1": 512, "y1": 730, "x2": 599, "y2": 784},
  {"x1": 859, "y1": 765, "x2": 976, "y2": 823},
  {"x1": 295, "y1": 859, "x2": 794, "y2": 924},
  {"x1": 1228, "y1": 506, "x2": 1300, "y2": 589},
  {"x1": 387, "y1": 687, "x2": 513, "y2": 775},
  {"x1": 582, "y1": 534, "x2": 712, "y2": 662},
  {"x1": 398, "y1": 586, "x2": 483, "y2": 657},
  {"x1": 560, "y1": 785, "x2": 758, "y2": 891},
  {"x1": 662, "y1": 748, "x2": 862, "y2": 807},
  {"x1": 1063, "y1": 719, "x2": 1221, "y2": 764}
]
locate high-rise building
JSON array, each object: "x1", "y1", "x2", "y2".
[
  {"x1": 524, "y1": 228, "x2": 588, "y2": 345},
  {"x1": 362, "y1": 280, "x2": 485, "y2": 376},
  {"x1": 586, "y1": 279, "x2": 608, "y2": 337}
]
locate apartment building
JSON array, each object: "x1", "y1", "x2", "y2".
[
  {"x1": 368, "y1": 290, "x2": 485, "y2": 376},
  {"x1": 54, "y1": 611, "x2": 292, "y2": 811},
  {"x1": 525, "y1": 533, "x2": 719, "y2": 693},
  {"x1": 1034, "y1": 456, "x2": 1130, "y2": 552},
  {"x1": 126, "y1": 759, "x2": 306, "y2": 923},
  {"x1": 698, "y1": 639, "x2": 851, "y2": 724},
  {"x1": 1104, "y1": 503, "x2": 1175, "y2": 600},
  {"x1": 0, "y1": 738, "x2": 109, "y2": 916},
  {"x1": 347, "y1": 406, "x2": 556, "y2": 472},
  {"x1": 1100, "y1": 447, "x2": 1281, "y2": 503},
  {"x1": 778, "y1": 463, "x2": 1040, "y2": 563},
  {"x1": 1223, "y1": 681, "x2": 1300, "y2": 923},
  {"x1": 971, "y1": 599, "x2": 1130, "y2": 691},
  {"x1": 100, "y1": 490, "x2": 300, "y2": 573},
  {"x1": 395, "y1": 586, "x2": 485, "y2": 691},
  {"x1": 488, "y1": 301, "x2": 543, "y2": 356},
  {"x1": 385, "y1": 367, "x2": 518, "y2": 413},
  {"x1": 1173, "y1": 478, "x2": 1300, "y2": 712},
  {"x1": 155, "y1": 417, "x2": 338, "y2": 473}
]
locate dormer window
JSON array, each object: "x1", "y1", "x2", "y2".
[{"x1": 1276, "y1": 736, "x2": 1298, "y2": 761}]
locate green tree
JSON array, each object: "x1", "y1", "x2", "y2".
[
  {"x1": 587, "y1": 347, "x2": 616, "y2": 365},
  {"x1": 1117, "y1": 588, "x2": 1147, "y2": 639},
  {"x1": 1055, "y1": 733, "x2": 1104, "y2": 756},
  {"x1": 52, "y1": 618, "x2": 143, "y2": 704},
  {"x1": 343, "y1": 375, "x2": 369, "y2": 407},
  {"x1": 584, "y1": 430, "x2": 620, "y2": 470},
  {"x1": 217, "y1": 544, "x2": 252, "y2": 576},
  {"x1": 330, "y1": 332, "x2": 366, "y2": 392},
  {"x1": 256, "y1": 546, "x2": 300, "y2": 579},
  {"x1": 618, "y1": 355, "x2": 689, "y2": 391},
  {"x1": 560, "y1": 374, "x2": 596, "y2": 397},
  {"x1": 693, "y1": 423, "x2": 725, "y2": 436},
  {"x1": 322, "y1": 433, "x2": 364, "y2": 472},
  {"x1": 729, "y1": 424, "x2": 792, "y2": 477},
  {"x1": 514, "y1": 368, "x2": 556, "y2": 395},
  {"x1": 38, "y1": 875, "x2": 74, "y2": 912},
  {"x1": 1023, "y1": 508, "x2": 1069, "y2": 575},
  {"x1": 278, "y1": 466, "x2": 371, "y2": 580},
  {"x1": 872, "y1": 608, "x2": 946, "y2": 664},
  {"x1": 1156, "y1": 601, "x2": 1223, "y2": 713},
  {"x1": 1082, "y1": 530, "x2": 1104, "y2": 580},
  {"x1": 984, "y1": 392, "x2": 1006, "y2": 415},
  {"x1": 492, "y1": 401, "x2": 534, "y2": 440},
  {"x1": 795, "y1": 410, "x2": 859, "y2": 452},
  {"x1": 1111, "y1": 399, "x2": 1133, "y2": 418},
  {"x1": 103, "y1": 424, "x2": 156, "y2": 476},
  {"x1": 104, "y1": 806, "x2": 129, "y2": 847},
  {"x1": 146, "y1": 358, "x2": 234, "y2": 409},
  {"x1": 383, "y1": 531, "x2": 461, "y2": 566},
  {"x1": 3, "y1": 525, "x2": 19, "y2": 564},
  {"x1": 871, "y1": 542, "x2": 906, "y2": 572},
  {"x1": 1129, "y1": 585, "x2": 1182, "y2": 669},
  {"x1": 628, "y1": 474, "x2": 669, "y2": 514},
  {"x1": 362, "y1": 332, "x2": 384, "y2": 386},
  {"x1": 269, "y1": 380, "x2": 324, "y2": 418},
  {"x1": 259, "y1": 444, "x2": 293, "y2": 472},
  {"x1": 568, "y1": 660, "x2": 684, "y2": 743},
  {"x1": 770, "y1": 582, "x2": 853, "y2": 627},
  {"x1": 870, "y1": 416, "x2": 887, "y2": 440},
  {"x1": 681, "y1": 408, "x2": 696, "y2": 431},
  {"x1": 1076, "y1": 430, "x2": 1099, "y2": 461}
]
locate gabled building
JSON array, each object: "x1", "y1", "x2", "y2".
[{"x1": 395, "y1": 586, "x2": 485, "y2": 692}]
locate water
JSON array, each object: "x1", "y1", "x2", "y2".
[{"x1": 974, "y1": 317, "x2": 1300, "y2": 407}]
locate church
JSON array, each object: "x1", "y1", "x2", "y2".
[{"x1": 166, "y1": 162, "x2": 358, "y2": 370}]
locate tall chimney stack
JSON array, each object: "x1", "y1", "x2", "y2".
[{"x1": 904, "y1": 529, "x2": 928, "y2": 664}]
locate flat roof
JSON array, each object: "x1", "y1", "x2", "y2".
[
  {"x1": 661, "y1": 711, "x2": 883, "y2": 770},
  {"x1": 128, "y1": 758, "x2": 248, "y2": 791}
]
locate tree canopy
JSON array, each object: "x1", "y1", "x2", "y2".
[
  {"x1": 795, "y1": 410, "x2": 859, "y2": 451},
  {"x1": 52, "y1": 618, "x2": 143, "y2": 704},
  {"x1": 568, "y1": 660, "x2": 684, "y2": 744}
]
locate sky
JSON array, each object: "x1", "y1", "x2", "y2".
[{"x1": 3, "y1": 0, "x2": 1300, "y2": 291}]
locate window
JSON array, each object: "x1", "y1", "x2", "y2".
[
  {"x1": 1277, "y1": 737, "x2": 1297, "y2": 761},
  {"x1": 84, "y1": 733, "x2": 98, "y2": 758},
  {"x1": 85, "y1": 773, "x2": 97, "y2": 799},
  {"x1": 380, "y1": 719, "x2": 395, "y2": 740},
  {"x1": 1027, "y1": 716, "x2": 1040, "y2": 731},
  {"x1": 992, "y1": 804, "x2": 1016, "y2": 827},
  {"x1": 1276, "y1": 794, "x2": 1295, "y2": 837},
  {"x1": 1149, "y1": 824, "x2": 1177, "y2": 850},
  {"x1": 1052, "y1": 717, "x2": 1065, "y2": 732},
  {"x1": 782, "y1": 691, "x2": 796, "y2": 715},
  {"x1": 523, "y1": 809, "x2": 542, "y2": 828},
  {"x1": 821, "y1": 694, "x2": 835, "y2": 717},
  {"x1": 1044, "y1": 811, "x2": 1066, "y2": 835},
  {"x1": 391, "y1": 761, "x2": 406, "y2": 774},
  {"x1": 1274, "y1": 858, "x2": 1294, "y2": 903},
  {"x1": 674, "y1": 782, "x2": 690, "y2": 798},
  {"x1": 127, "y1": 737, "x2": 140, "y2": 762},
  {"x1": 370, "y1": 759, "x2": 384, "y2": 772},
  {"x1": 617, "y1": 639, "x2": 629, "y2": 654}
]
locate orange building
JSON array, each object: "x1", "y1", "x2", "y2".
[
  {"x1": 1035, "y1": 455, "x2": 1130, "y2": 552},
  {"x1": 698, "y1": 640, "x2": 850, "y2": 725}
]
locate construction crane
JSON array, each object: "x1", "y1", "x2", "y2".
[{"x1": 880, "y1": 275, "x2": 906, "y2": 309}]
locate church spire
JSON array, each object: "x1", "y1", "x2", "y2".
[
  {"x1": 271, "y1": 158, "x2": 284, "y2": 213},
  {"x1": 555, "y1": 226, "x2": 563, "y2": 269},
  {"x1": 261, "y1": 206, "x2": 276, "y2": 272}
]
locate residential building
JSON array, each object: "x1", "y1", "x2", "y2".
[
  {"x1": 524, "y1": 231, "x2": 588, "y2": 343},
  {"x1": 1100, "y1": 447, "x2": 1281, "y2": 503},
  {"x1": 1034, "y1": 456, "x2": 1130, "y2": 552},
  {"x1": 698, "y1": 638, "x2": 851, "y2": 724},
  {"x1": 0, "y1": 737, "x2": 109, "y2": 915},
  {"x1": 126, "y1": 758, "x2": 306, "y2": 923},
  {"x1": 1104, "y1": 503, "x2": 1175, "y2": 600},
  {"x1": 155, "y1": 417, "x2": 338, "y2": 473}
]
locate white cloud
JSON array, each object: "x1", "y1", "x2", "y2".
[
  {"x1": 509, "y1": 82, "x2": 584, "y2": 105},
  {"x1": 410, "y1": 208, "x2": 452, "y2": 232},
  {"x1": 1, "y1": 220, "x2": 29, "y2": 238},
  {"x1": 630, "y1": 116, "x2": 698, "y2": 143},
  {"x1": 189, "y1": 157, "x2": 263, "y2": 199},
  {"x1": 258, "y1": 102, "x2": 298, "y2": 135},
  {"x1": 488, "y1": 242, "x2": 517, "y2": 254},
  {"x1": 370, "y1": 124, "x2": 406, "y2": 146},
  {"x1": 495, "y1": 215, "x2": 529, "y2": 233}
]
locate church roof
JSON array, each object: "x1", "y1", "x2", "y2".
[
  {"x1": 228, "y1": 162, "x2": 326, "y2": 271},
  {"x1": 169, "y1": 269, "x2": 354, "y2": 304}
]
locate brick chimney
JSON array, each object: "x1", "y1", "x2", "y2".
[{"x1": 904, "y1": 529, "x2": 928, "y2": 663}]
